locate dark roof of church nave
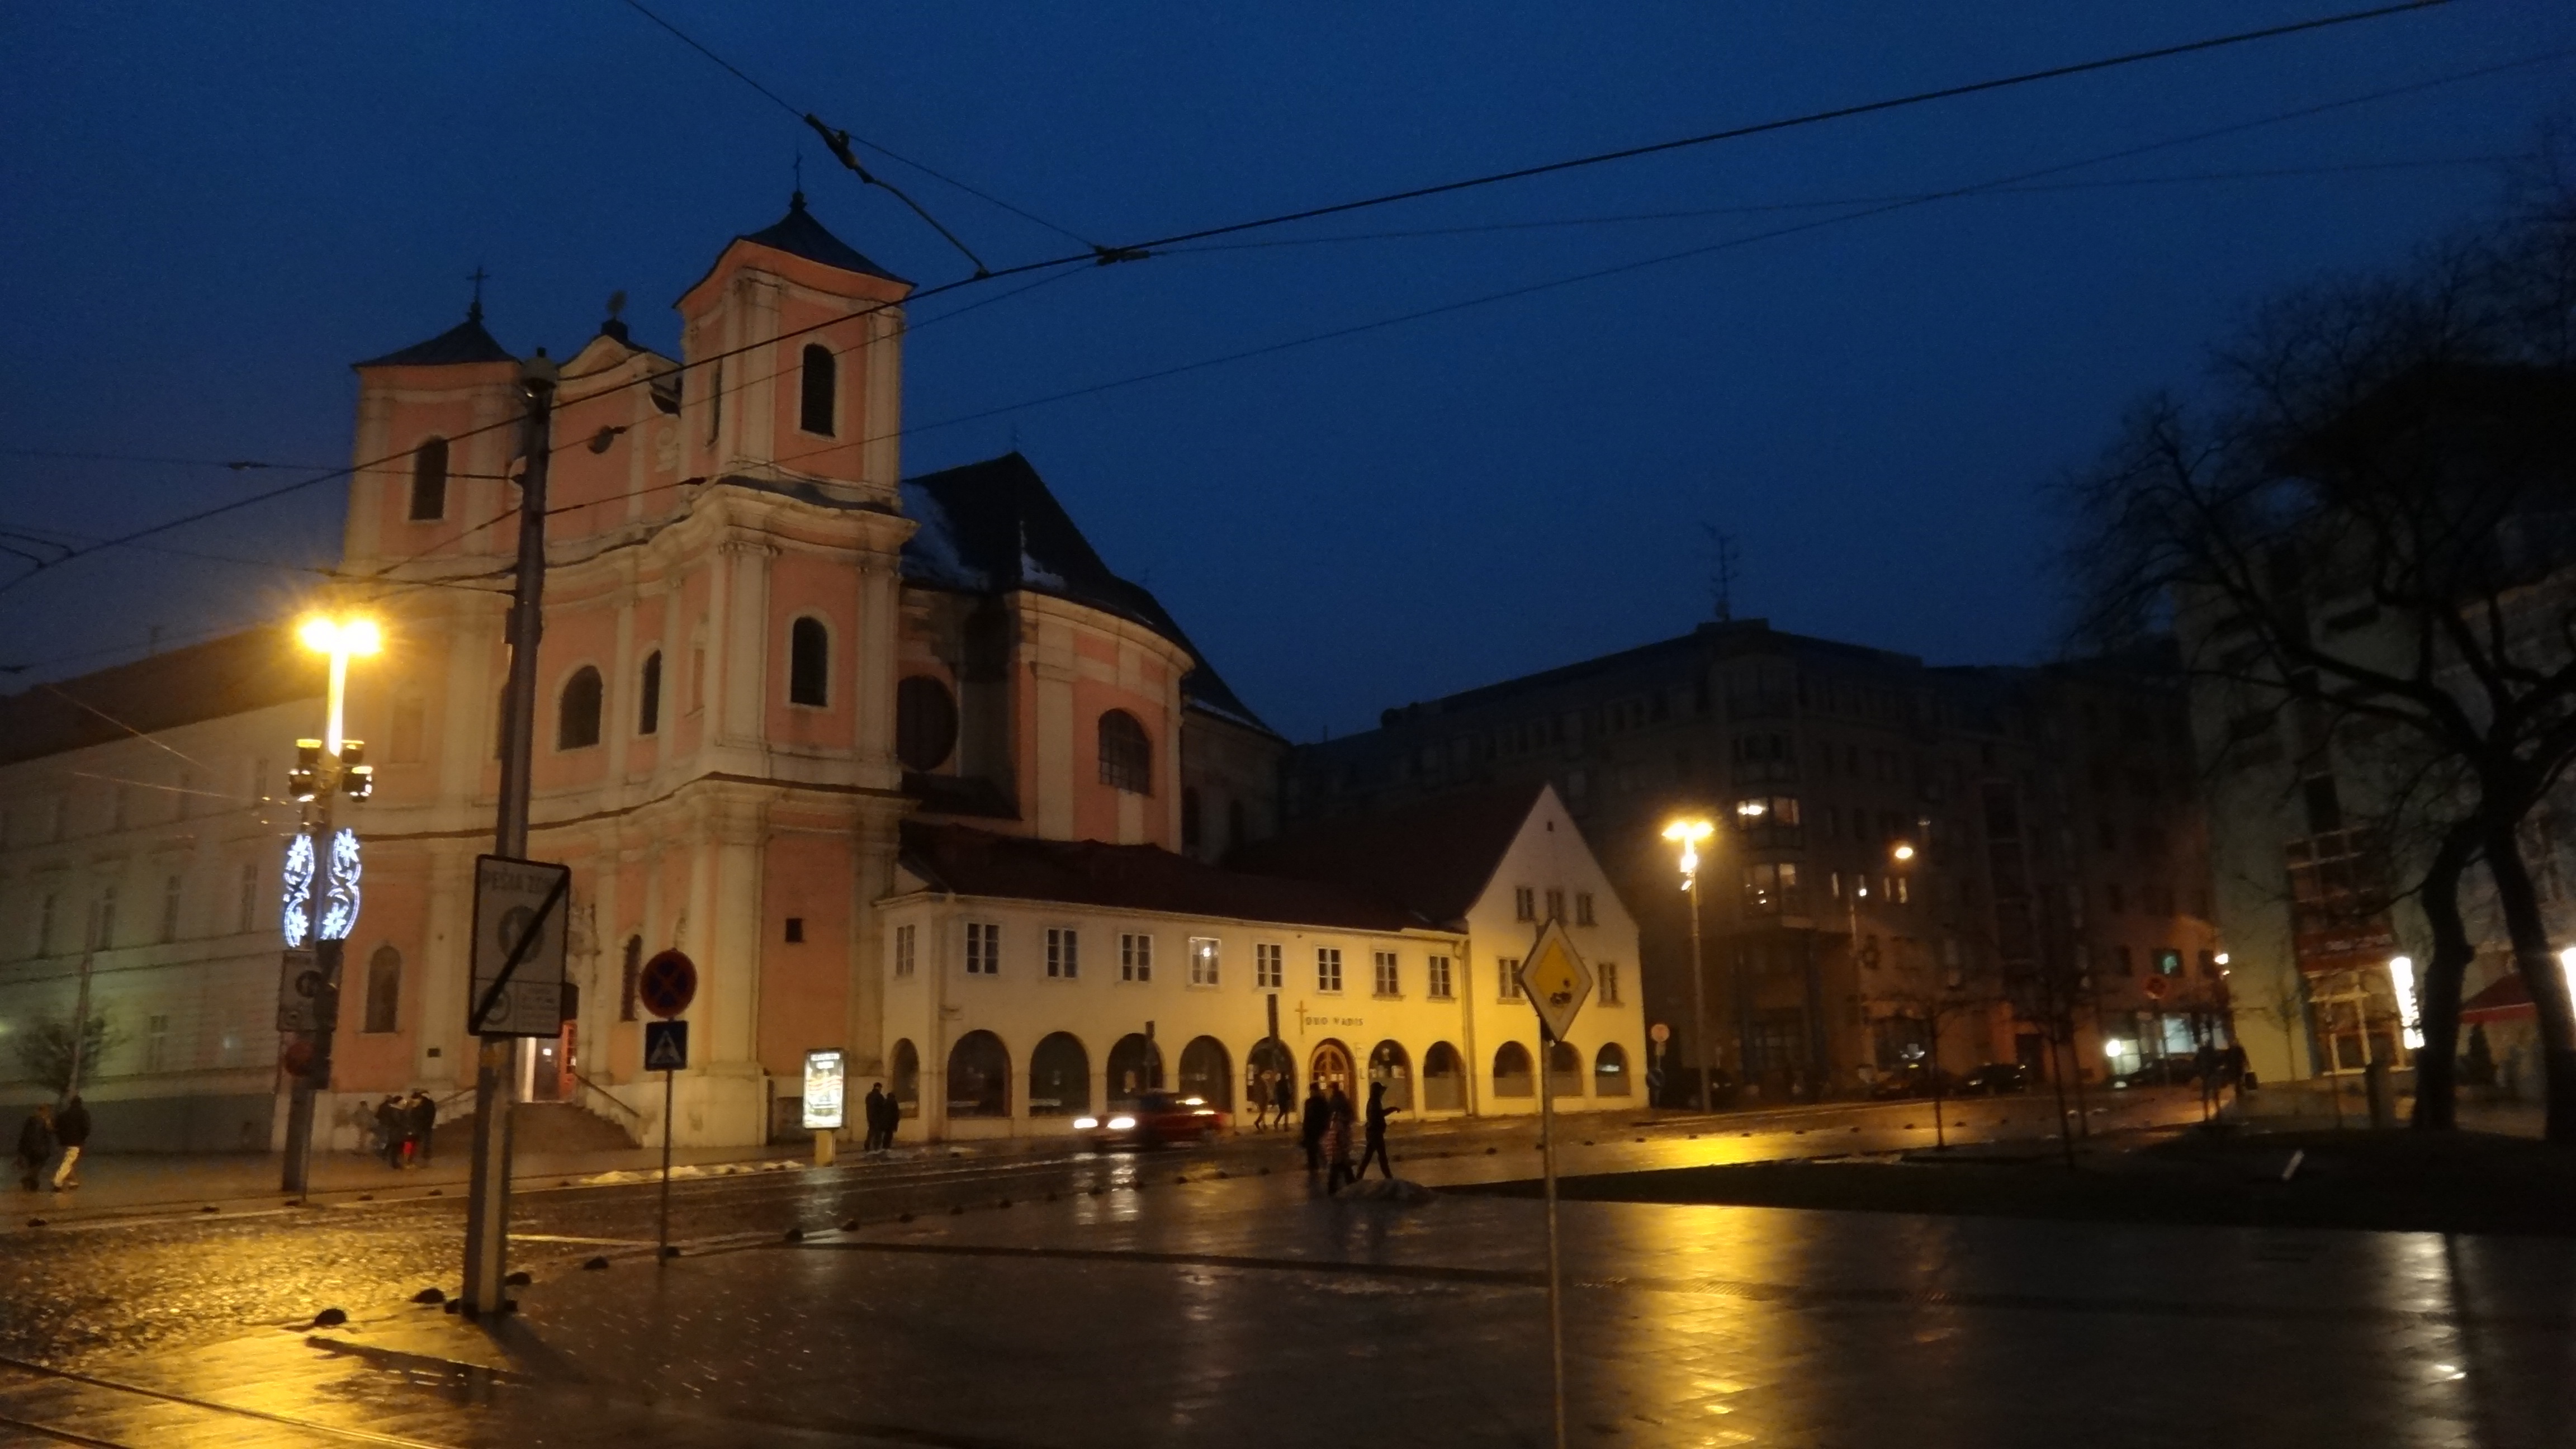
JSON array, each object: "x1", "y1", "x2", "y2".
[{"x1": 900, "y1": 452, "x2": 1275, "y2": 737}]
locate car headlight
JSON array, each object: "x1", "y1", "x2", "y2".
[
  {"x1": 1191, "y1": 1109, "x2": 1215, "y2": 1116},
  {"x1": 1073, "y1": 1117, "x2": 1100, "y2": 1130},
  {"x1": 1107, "y1": 1116, "x2": 1137, "y2": 1131}
]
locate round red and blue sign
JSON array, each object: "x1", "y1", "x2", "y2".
[{"x1": 637, "y1": 949, "x2": 698, "y2": 1019}]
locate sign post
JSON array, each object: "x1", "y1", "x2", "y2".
[
  {"x1": 1519, "y1": 919, "x2": 1593, "y2": 1449},
  {"x1": 803, "y1": 1049, "x2": 846, "y2": 1167},
  {"x1": 460, "y1": 853, "x2": 571, "y2": 1318},
  {"x1": 638, "y1": 949, "x2": 697, "y2": 1261}
]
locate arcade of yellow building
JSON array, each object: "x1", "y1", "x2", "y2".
[{"x1": 0, "y1": 198, "x2": 1646, "y2": 1149}]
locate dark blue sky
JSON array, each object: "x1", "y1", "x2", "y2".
[{"x1": 3, "y1": 3, "x2": 2569, "y2": 738}]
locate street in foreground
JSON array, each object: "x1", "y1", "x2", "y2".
[{"x1": 1, "y1": 1095, "x2": 2566, "y2": 1447}]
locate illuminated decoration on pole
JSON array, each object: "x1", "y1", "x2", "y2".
[
  {"x1": 282, "y1": 834, "x2": 316, "y2": 948},
  {"x1": 280, "y1": 829, "x2": 364, "y2": 948},
  {"x1": 2388, "y1": 955, "x2": 2424, "y2": 1051}
]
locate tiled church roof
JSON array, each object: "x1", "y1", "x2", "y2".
[
  {"x1": 0, "y1": 629, "x2": 321, "y2": 767},
  {"x1": 354, "y1": 308, "x2": 516, "y2": 369},
  {"x1": 736, "y1": 192, "x2": 907, "y2": 285}
]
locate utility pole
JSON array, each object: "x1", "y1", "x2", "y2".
[
  {"x1": 279, "y1": 770, "x2": 334, "y2": 1195},
  {"x1": 279, "y1": 614, "x2": 377, "y2": 1196},
  {"x1": 463, "y1": 351, "x2": 557, "y2": 1319}
]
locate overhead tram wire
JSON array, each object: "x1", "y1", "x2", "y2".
[
  {"x1": 748, "y1": 46, "x2": 2576, "y2": 468},
  {"x1": 0, "y1": 1, "x2": 2463, "y2": 604}
]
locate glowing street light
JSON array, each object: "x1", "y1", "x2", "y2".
[
  {"x1": 280, "y1": 610, "x2": 381, "y2": 1199},
  {"x1": 1663, "y1": 817, "x2": 1717, "y2": 1114},
  {"x1": 1890, "y1": 842, "x2": 1916, "y2": 863},
  {"x1": 2388, "y1": 955, "x2": 2425, "y2": 1052},
  {"x1": 298, "y1": 613, "x2": 381, "y2": 753}
]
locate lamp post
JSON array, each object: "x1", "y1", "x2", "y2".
[
  {"x1": 280, "y1": 612, "x2": 380, "y2": 1196},
  {"x1": 1663, "y1": 818, "x2": 1716, "y2": 1113}
]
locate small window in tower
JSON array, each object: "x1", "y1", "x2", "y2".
[
  {"x1": 557, "y1": 666, "x2": 603, "y2": 750},
  {"x1": 409, "y1": 437, "x2": 449, "y2": 520},
  {"x1": 1098, "y1": 711, "x2": 1152, "y2": 794},
  {"x1": 784, "y1": 916, "x2": 805, "y2": 944},
  {"x1": 789, "y1": 617, "x2": 830, "y2": 706},
  {"x1": 799, "y1": 344, "x2": 837, "y2": 436}
]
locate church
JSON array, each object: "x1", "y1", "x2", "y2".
[{"x1": 0, "y1": 197, "x2": 1646, "y2": 1149}]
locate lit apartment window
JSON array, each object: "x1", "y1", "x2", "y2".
[
  {"x1": 1499, "y1": 956, "x2": 1524, "y2": 1000},
  {"x1": 965, "y1": 921, "x2": 1000, "y2": 976},
  {"x1": 1373, "y1": 950, "x2": 1400, "y2": 997},
  {"x1": 1514, "y1": 887, "x2": 1535, "y2": 922},
  {"x1": 1121, "y1": 932, "x2": 1153, "y2": 983},
  {"x1": 1047, "y1": 927, "x2": 1079, "y2": 979},
  {"x1": 1190, "y1": 936, "x2": 1220, "y2": 987},
  {"x1": 1574, "y1": 893, "x2": 1595, "y2": 926},
  {"x1": 1599, "y1": 962, "x2": 1621, "y2": 1006},
  {"x1": 1316, "y1": 946, "x2": 1343, "y2": 993},
  {"x1": 1427, "y1": 955, "x2": 1454, "y2": 1000},
  {"x1": 1255, "y1": 943, "x2": 1283, "y2": 989},
  {"x1": 894, "y1": 923, "x2": 917, "y2": 978}
]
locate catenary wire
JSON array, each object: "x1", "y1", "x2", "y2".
[{"x1": 0, "y1": 3, "x2": 2482, "y2": 609}]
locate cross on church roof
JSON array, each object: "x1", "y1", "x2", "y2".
[{"x1": 466, "y1": 265, "x2": 490, "y2": 321}]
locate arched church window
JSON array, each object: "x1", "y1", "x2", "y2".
[
  {"x1": 557, "y1": 666, "x2": 603, "y2": 750},
  {"x1": 409, "y1": 437, "x2": 448, "y2": 521},
  {"x1": 1098, "y1": 710, "x2": 1152, "y2": 794},
  {"x1": 799, "y1": 344, "x2": 837, "y2": 436},
  {"x1": 363, "y1": 944, "x2": 402, "y2": 1033},
  {"x1": 789, "y1": 618, "x2": 830, "y2": 707},
  {"x1": 896, "y1": 676, "x2": 957, "y2": 771},
  {"x1": 637, "y1": 651, "x2": 662, "y2": 737}
]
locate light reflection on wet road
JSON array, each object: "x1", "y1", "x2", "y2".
[{"x1": 8, "y1": 1091, "x2": 2543, "y2": 1447}]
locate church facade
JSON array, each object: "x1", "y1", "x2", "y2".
[{"x1": 0, "y1": 198, "x2": 1645, "y2": 1148}]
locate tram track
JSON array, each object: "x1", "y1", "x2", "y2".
[{"x1": 0, "y1": 1352, "x2": 454, "y2": 1448}]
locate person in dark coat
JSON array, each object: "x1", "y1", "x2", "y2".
[
  {"x1": 1359, "y1": 1081, "x2": 1399, "y2": 1180},
  {"x1": 862, "y1": 1083, "x2": 891, "y2": 1151},
  {"x1": 51, "y1": 1096, "x2": 90, "y2": 1190},
  {"x1": 15, "y1": 1105, "x2": 52, "y2": 1192},
  {"x1": 1300, "y1": 1082, "x2": 1329, "y2": 1175},
  {"x1": 375, "y1": 1096, "x2": 405, "y2": 1167},
  {"x1": 405, "y1": 1091, "x2": 437, "y2": 1167},
  {"x1": 1323, "y1": 1085, "x2": 1358, "y2": 1194}
]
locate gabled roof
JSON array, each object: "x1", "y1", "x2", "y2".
[
  {"x1": 354, "y1": 306, "x2": 516, "y2": 370},
  {"x1": 900, "y1": 451, "x2": 1276, "y2": 737},
  {"x1": 899, "y1": 821, "x2": 1416, "y2": 931},
  {"x1": 733, "y1": 192, "x2": 907, "y2": 286},
  {"x1": 1230, "y1": 782, "x2": 1547, "y2": 930},
  {"x1": 0, "y1": 630, "x2": 322, "y2": 768}
]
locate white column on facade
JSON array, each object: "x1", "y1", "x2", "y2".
[
  {"x1": 718, "y1": 536, "x2": 773, "y2": 752},
  {"x1": 864, "y1": 307, "x2": 903, "y2": 493},
  {"x1": 418, "y1": 842, "x2": 473, "y2": 1083},
  {"x1": 346, "y1": 390, "x2": 391, "y2": 565},
  {"x1": 1034, "y1": 652, "x2": 1076, "y2": 840},
  {"x1": 740, "y1": 277, "x2": 782, "y2": 472}
]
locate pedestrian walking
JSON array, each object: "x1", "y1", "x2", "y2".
[
  {"x1": 2223, "y1": 1041, "x2": 2251, "y2": 1101},
  {"x1": 51, "y1": 1095, "x2": 90, "y2": 1191},
  {"x1": 1299, "y1": 1081, "x2": 1329, "y2": 1175},
  {"x1": 1249, "y1": 1071, "x2": 1273, "y2": 1131},
  {"x1": 1359, "y1": 1081, "x2": 1399, "y2": 1180},
  {"x1": 14, "y1": 1105, "x2": 52, "y2": 1192},
  {"x1": 375, "y1": 1095, "x2": 405, "y2": 1168},
  {"x1": 1274, "y1": 1074, "x2": 1295, "y2": 1137},
  {"x1": 405, "y1": 1090, "x2": 437, "y2": 1167},
  {"x1": 1323, "y1": 1085, "x2": 1358, "y2": 1194},
  {"x1": 2194, "y1": 1040, "x2": 2222, "y2": 1116}
]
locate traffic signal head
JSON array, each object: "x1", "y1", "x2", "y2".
[
  {"x1": 290, "y1": 738, "x2": 323, "y2": 801},
  {"x1": 337, "y1": 739, "x2": 364, "y2": 769},
  {"x1": 342, "y1": 764, "x2": 374, "y2": 801}
]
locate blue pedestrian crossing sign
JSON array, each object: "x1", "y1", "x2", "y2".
[{"x1": 643, "y1": 1020, "x2": 689, "y2": 1072}]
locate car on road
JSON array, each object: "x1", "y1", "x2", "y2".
[
  {"x1": 1865, "y1": 1065, "x2": 1959, "y2": 1100},
  {"x1": 1073, "y1": 1092, "x2": 1229, "y2": 1150},
  {"x1": 1954, "y1": 1062, "x2": 2034, "y2": 1096}
]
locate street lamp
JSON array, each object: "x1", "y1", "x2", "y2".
[
  {"x1": 280, "y1": 611, "x2": 380, "y2": 1196},
  {"x1": 2388, "y1": 955, "x2": 2424, "y2": 1052},
  {"x1": 1663, "y1": 817, "x2": 1716, "y2": 1113}
]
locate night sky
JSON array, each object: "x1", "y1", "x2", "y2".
[{"x1": 3, "y1": 3, "x2": 2570, "y2": 739}]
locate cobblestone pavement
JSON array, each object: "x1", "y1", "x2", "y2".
[{"x1": 5, "y1": 1090, "x2": 2449, "y2": 1448}]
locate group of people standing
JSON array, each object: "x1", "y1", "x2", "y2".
[
  {"x1": 370, "y1": 1091, "x2": 440, "y2": 1168},
  {"x1": 1298, "y1": 1079, "x2": 1398, "y2": 1193},
  {"x1": 13, "y1": 1097, "x2": 89, "y2": 1192},
  {"x1": 859, "y1": 1082, "x2": 902, "y2": 1152}
]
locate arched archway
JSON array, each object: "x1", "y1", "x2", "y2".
[
  {"x1": 1593, "y1": 1043, "x2": 1632, "y2": 1096},
  {"x1": 1029, "y1": 1032, "x2": 1090, "y2": 1117},
  {"x1": 1107, "y1": 1033, "x2": 1164, "y2": 1107},
  {"x1": 1309, "y1": 1039, "x2": 1355, "y2": 1097},
  {"x1": 1178, "y1": 1036, "x2": 1231, "y2": 1108},
  {"x1": 889, "y1": 1039, "x2": 920, "y2": 1116},
  {"x1": 1366, "y1": 1039, "x2": 1413, "y2": 1111},
  {"x1": 1547, "y1": 1041, "x2": 1586, "y2": 1098},
  {"x1": 1248, "y1": 1037, "x2": 1295, "y2": 1118},
  {"x1": 1423, "y1": 1041, "x2": 1465, "y2": 1111},
  {"x1": 1492, "y1": 1042, "x2": 1535, "y2": 1098},
  {"x1": 946, "y1": 1031, "x2": 1009, "y2": 1118}
]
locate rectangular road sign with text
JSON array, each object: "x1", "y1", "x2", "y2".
[{"x1": 467, "y1": 855, "x2": 571, "y2": 1036}]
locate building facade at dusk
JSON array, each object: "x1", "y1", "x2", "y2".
[
  {"x1": 0, "y1": 198, "x2": 1642, "y2": 1149},
  {"x1": 1288, "y1": 619, "x2": 2225, "y2": 1101}
]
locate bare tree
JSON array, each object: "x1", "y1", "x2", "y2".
[{"x1": 2060, "y1": 182, "x2": 2576, "y2": 1142}]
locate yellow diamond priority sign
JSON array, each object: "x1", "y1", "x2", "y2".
[{"x1": 1519, "y1": 918, "x2": 1593, "y2": 1043}]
